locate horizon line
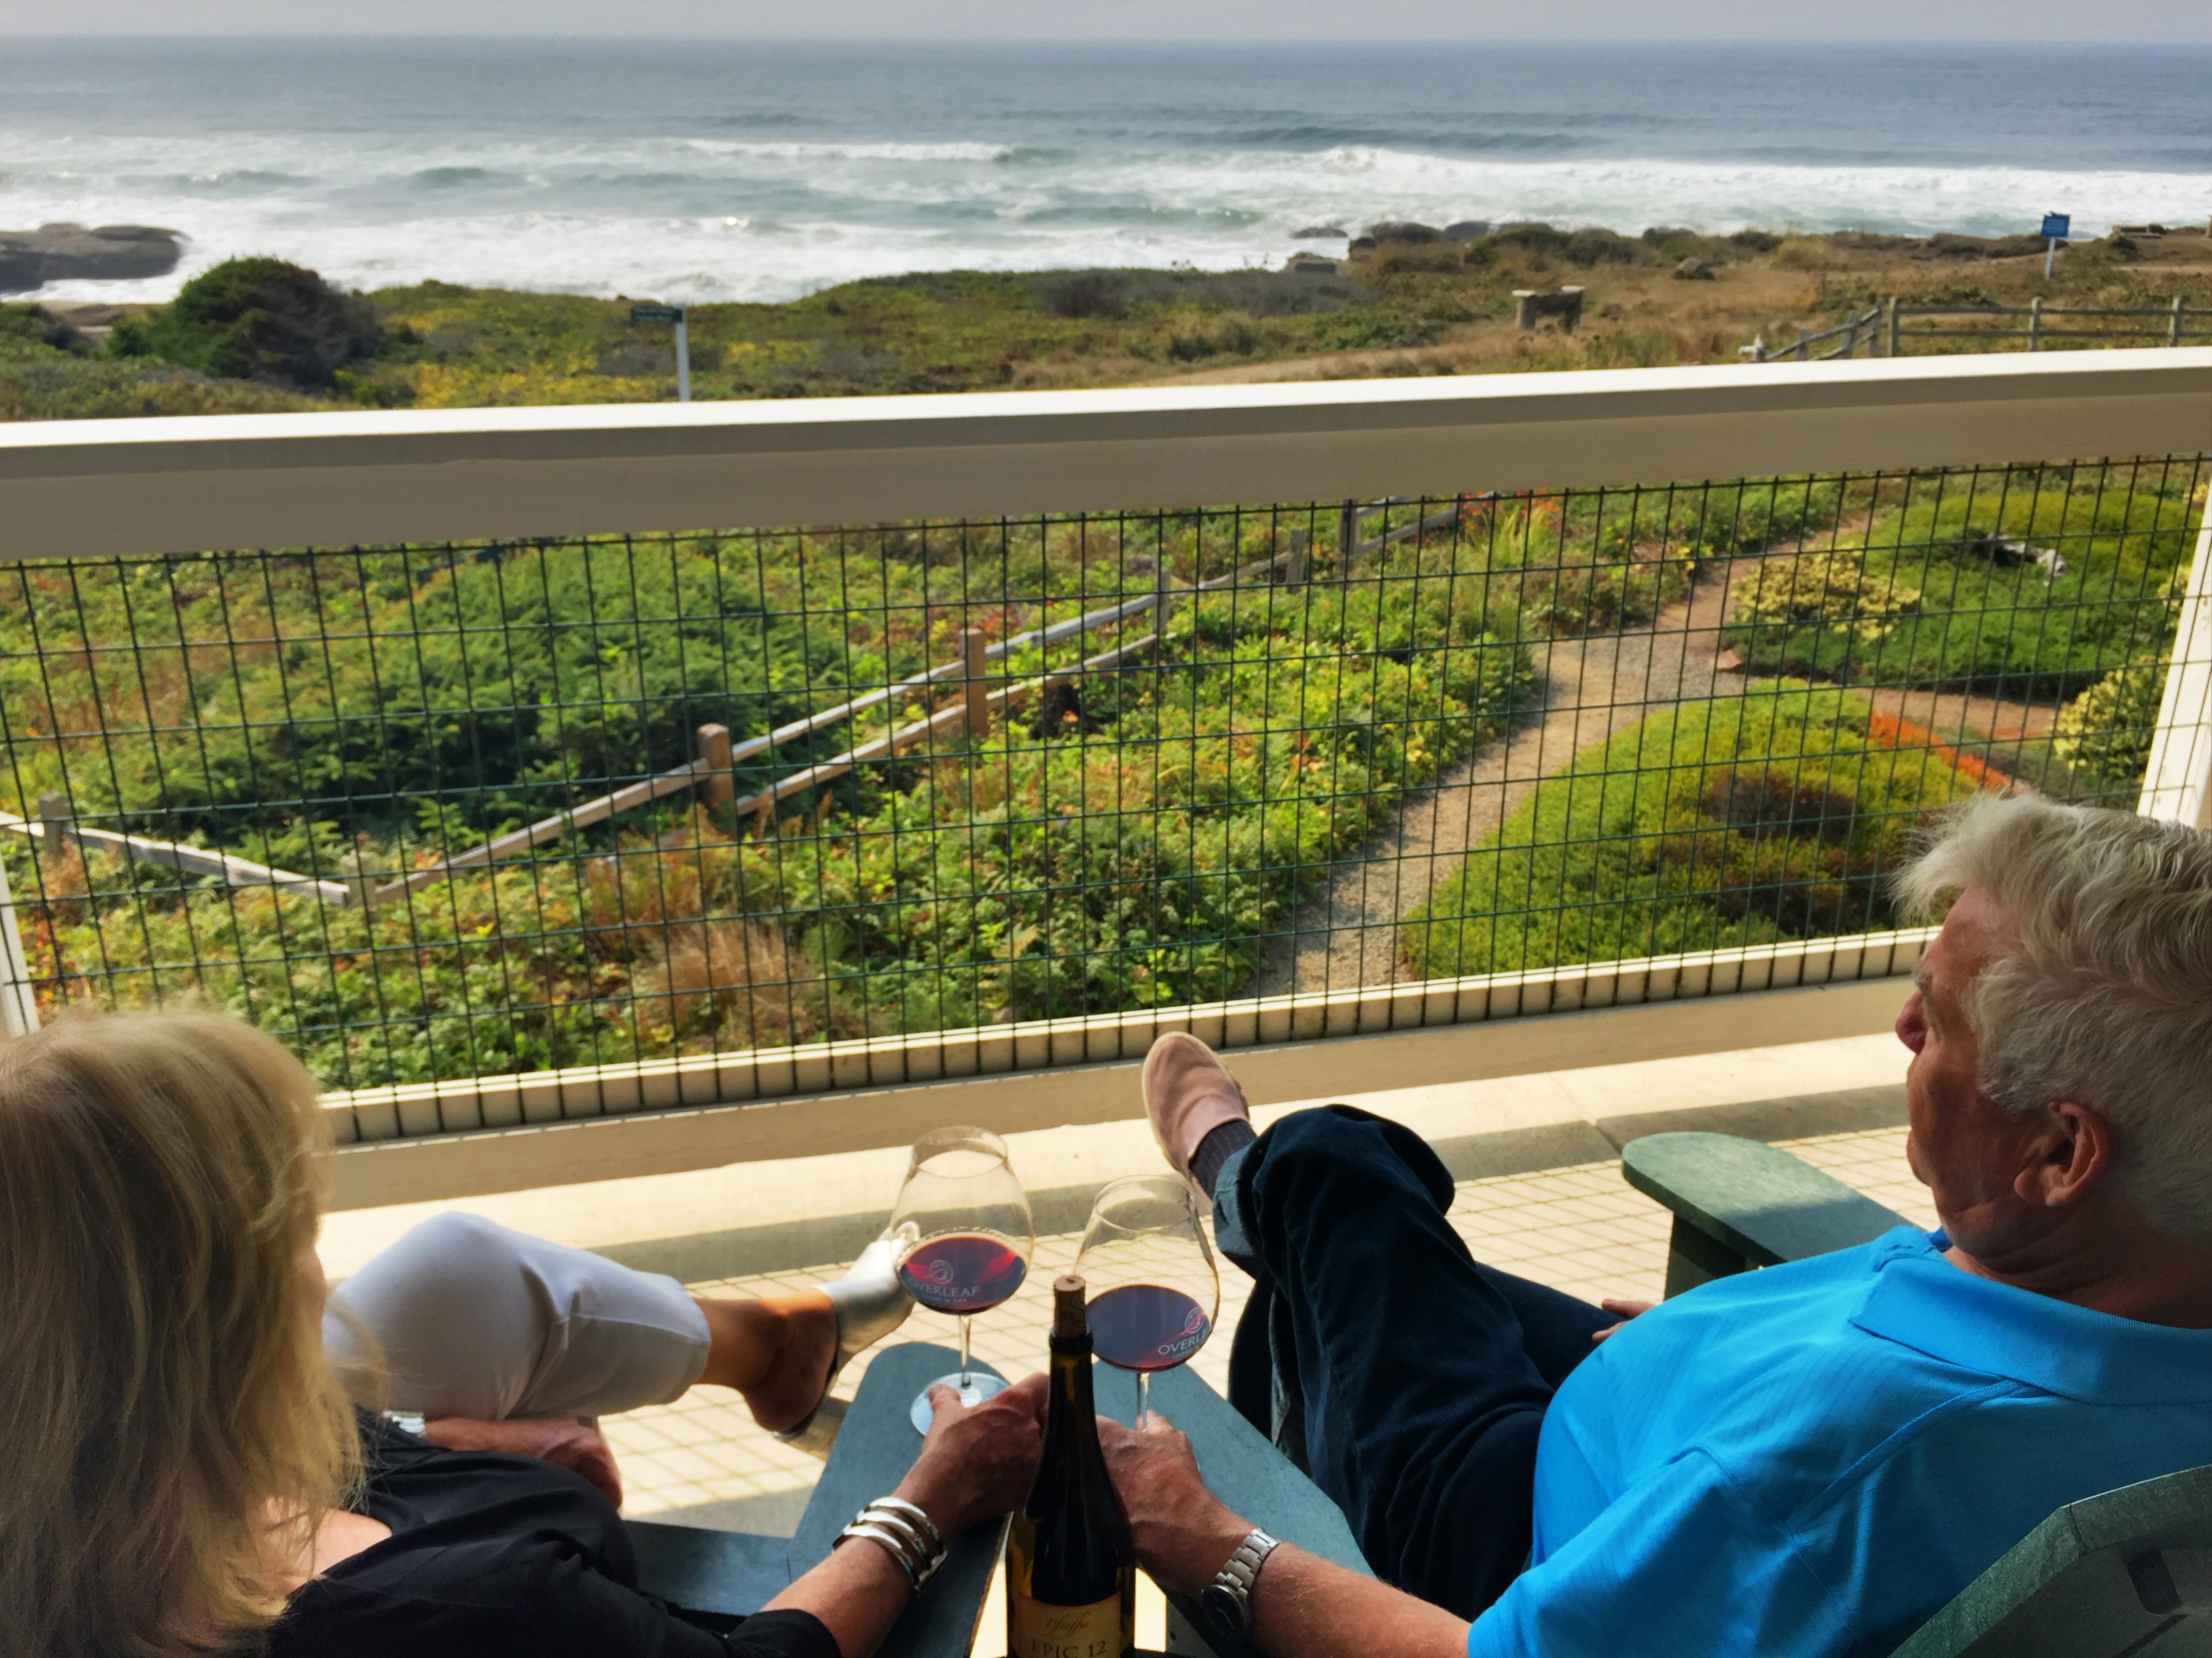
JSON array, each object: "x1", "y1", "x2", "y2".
[{"x1": 5, "y1": 30, "x2": 2208, "y2": 44}]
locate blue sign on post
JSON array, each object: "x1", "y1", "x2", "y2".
[{"x1": 2039, "y1": 213, "x2": 2070, "y2": 279}]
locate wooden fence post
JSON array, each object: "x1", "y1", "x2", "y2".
[
  {"x1": 1886, "y1": 298, "x2": 1901, "y2": 357},
  {"x1": 2139, "y1": 488, "x2": 2212, "y2": 828},
  {"x1": 962, "y1": 627, "x2": 990, "y2": 741},
  {"x1": 1794, "y1": 327, "x2": 1809, "y2": 361},
  {"x1": 340, "y1": 845, "x2": 381, "y2": 914},
  {"x1": 2172, "y1": 295, "x2": 2186, "y2": 348},
  {"x1": 36, "y1": 791, "x2": 71, "y2": 854},
  {"x1": 1285, "y1": 527, "x2": 1308, "y2": 591},
  {"x1": 2027, "y1": 296, "x2": 2043, "y2": 353},
  {"x1": 1337, "y1": 501, "x2": 1358, "y2": 575},
  {"x1": 695, "y1": 723, "x2": 733, "y2": 808}
]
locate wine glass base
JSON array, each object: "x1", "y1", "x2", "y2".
[{"x1": 909, "y1": 1370, "x2": 1010, "y2": 1433}]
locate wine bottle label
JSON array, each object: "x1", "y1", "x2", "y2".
[{"x1": 1008, "y1": 1589, "x2": 1127, "y2": 1658}]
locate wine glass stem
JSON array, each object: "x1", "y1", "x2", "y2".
[
  {"x1": 958, "y1": 1314, "x2": 974, "y2": 1393},
  {"x1": 1138, "y1": 1370, "x2": 1151, "y2": 1430}
]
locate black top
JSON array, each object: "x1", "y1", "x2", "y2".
[{"x1": 266, "y1": 1415, "x2": 837, "y2": 1658}]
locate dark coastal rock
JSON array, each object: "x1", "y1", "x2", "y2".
[
  {"x1": 1445, "y1": 221, "x2": 1491, "y2": 240},
  {"x1": 1286, "y1": 252, "x2": 1338, "y2": 275},
  {"x1": 1292, "y1": 224, "x2": 1348, "y2": 239},
  {"x1": 1673, "y1": 257, "x2": 1717, "y2": 280},
  {"x1": 1366, "y1": 221, "x2": 1444, "y2": 245},
  {"x1": 0, "y1": 223, "x2": 184, "y2": 293}
]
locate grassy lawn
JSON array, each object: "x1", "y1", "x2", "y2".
[
  {"x1": 1717, "y1": 461, "x2": 2202, "y2": 698},
  {"x1": 1399, "y1": 681, "x2": 2014, "y2": 979}
]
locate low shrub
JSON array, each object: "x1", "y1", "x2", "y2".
[
  {"x1": 2051, "y1": 651, "x2": 2168, "y2": 785},
  {"x1": 111, "y1": 257, "x2": 382, "y2": 391},
  {"x1": 1734, "y1": 549, "x2": 1921, "y2": 643}
]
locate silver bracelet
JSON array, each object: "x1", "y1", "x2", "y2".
[
  {"x1": 865, "y1": 1495, "x2": 944, "y2": 1555},
  {"x1": 835, "y1": 1500, "x2": 948, "y2": 1593}
]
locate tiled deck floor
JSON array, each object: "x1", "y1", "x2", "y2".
[{"x1": 609, "y1": 1125, "x2": 1938, "y2": 1525}]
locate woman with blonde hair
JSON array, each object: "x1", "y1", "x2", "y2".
[{"x1": 0, "y1": 1011, "x2": 1041, "y2": 1658}]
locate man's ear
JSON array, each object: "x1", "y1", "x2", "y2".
[{"x1": 2016, "y1": 1099, "x2": 2111, "y2": 1209}]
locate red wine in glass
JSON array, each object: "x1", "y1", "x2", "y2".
[
  {"x1": 1088, "y1": 1283, "x2": 1212, "y2": 1371},
  {"x1": 897, "y1": 1233, "x2": 1028, "y2": 1315}
]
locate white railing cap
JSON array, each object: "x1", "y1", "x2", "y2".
[{"x1": 3, "y1": 348, "x2": 2209, "y2": 560}]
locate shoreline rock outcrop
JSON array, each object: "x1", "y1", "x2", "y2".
[{"x1": 0, "y1": 224, "x2": 184, "y2": 294}]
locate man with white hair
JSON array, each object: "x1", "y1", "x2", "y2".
[{"x1": 1108, "y1": 795, "x2": 2212, "y2": 1657}]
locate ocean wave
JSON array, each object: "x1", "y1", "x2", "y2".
[
  {"x1": 12, "y1": 135, "x2": 2209, "y2": 308},
  {"x1": 679, "y1": 139, "x2": 1015, "y2": 164}
]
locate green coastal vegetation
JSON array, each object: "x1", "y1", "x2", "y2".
[
  {"x1": 6, "y1": 454, "x2": 2194, "y2": 1085},
  {"x1": 5, "y1": 221, "x2": 2206, "y2": 420},
  {"x1": 1, "y1": 508, "x2": 1542, "y2": 1084}
]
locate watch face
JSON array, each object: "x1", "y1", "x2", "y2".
[{"x1": 1200, "y1": 1582, "x2": 1244, "y2": 1640}]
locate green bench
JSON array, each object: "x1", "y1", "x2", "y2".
[
  {"x1": 628, "y1": 1337, "x2": 1368, "y2": 1658},
  {"x1": 1625, "y1": 1130, "x2": 2212, "y2": 1658}
]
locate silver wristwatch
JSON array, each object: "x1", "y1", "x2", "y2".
[{"x1": 1199, "y1": 1528, "x2": 1280, "y2": 1644}]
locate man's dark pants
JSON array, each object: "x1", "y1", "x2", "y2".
[{"x1": 1212, "y1": 1105, "x2": 1616, "y2": 1619}]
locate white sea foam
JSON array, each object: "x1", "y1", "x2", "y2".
[{"x1": 7, "y1": 123, "x2": 2208, "y2": 306}]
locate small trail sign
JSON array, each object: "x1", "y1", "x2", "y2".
[
  {"x1": 2039, "y1": 213, "x2": 2070, "y2": 279},
  {"x1": 629, "y1": 303, "x2": 691, "y2": 401}
]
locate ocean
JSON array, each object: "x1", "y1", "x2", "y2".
[{"x1": 3, "y1": 38, "x2": 2209, "y2": 305}]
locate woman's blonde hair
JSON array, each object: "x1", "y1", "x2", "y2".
[{"x1": 0, "y1": 1011, "x2": 358, "y2": 1658}]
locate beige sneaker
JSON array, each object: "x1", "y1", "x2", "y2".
[{"x1": 1142, "y1": 1032, "x2": 1250, "y2": 1189}]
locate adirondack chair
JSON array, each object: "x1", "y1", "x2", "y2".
[
  {"x1": 625, "y1": 1337, "x2": 1371, "y2": 1658},
  {"x1": 1623, "y1": 1130, "x2": 2212, "y2": 1658}
]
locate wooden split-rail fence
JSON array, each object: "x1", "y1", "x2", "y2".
[
  {"x1": 4, "y1": 499, "x2": 1470, "y2": 909},
  {"x1": 1743, "y1": 295, "x2": 2208, "y2": 363}
]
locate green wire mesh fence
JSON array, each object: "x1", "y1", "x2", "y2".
[{"x1": 0, "y1": 454, "x2": 2202, "y2": 1091}]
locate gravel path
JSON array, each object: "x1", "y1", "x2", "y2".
[{"x1": 1252, "y1": 572, "x2": 1735, "y2": 996}]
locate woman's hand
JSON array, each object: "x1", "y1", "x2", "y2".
[
  {"x1": 1098, "y1": 1411, "x2": 1252, "y2": 1596},
  {"x1": 896, "y1": 1373, "x2": 1048, "y2": 1538}
]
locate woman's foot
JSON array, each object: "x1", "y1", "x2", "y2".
[
  {"x1": 693, "y1": 1237, "x2": 915, "y2": 1439},
  {"x1": 1142, "y1": 1032, "x2": 1254, "y2": 1202}
]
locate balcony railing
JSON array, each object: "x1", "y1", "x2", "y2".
[{"x1": 2, "y1": 350, "x2": 2208, "y2": 1203}]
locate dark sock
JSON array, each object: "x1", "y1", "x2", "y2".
[{"x1": 1189, "y1": 1119, "x2": 1258, "y2": 1202}]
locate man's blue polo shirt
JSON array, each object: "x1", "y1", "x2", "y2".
[{"x1": 1466, "y1": 1229, "x2": 2212, "y2": 1658}]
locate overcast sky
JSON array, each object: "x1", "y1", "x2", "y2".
[{"x1": 5, "y1": 0, "x2": 2210, "y2": 39}]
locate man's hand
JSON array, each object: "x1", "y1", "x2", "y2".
[
  {"x1": 1098, "y1": 1410, "x2": 1253, "y2": 1596},
  {"x1": 423, "y1": 1416, "x2": 623, "y2": 1508},
  {"x1": 896, "y1": 1373, "x2": 1049, "y2": 1538},
  {"x1": 1591, "y1": 1297, "x2": 1656, "y2": 1344}
]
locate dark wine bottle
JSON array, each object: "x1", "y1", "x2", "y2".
[{"x1": 1007, "y1": 1274, "x2": 1136, "y2": 1658}]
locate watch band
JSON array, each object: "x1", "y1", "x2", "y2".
[
  {"x1": 1199, "y1": 1528, "x2": 1280, "y2": 1642},
  {"x1": 383, "y1": 1410, "x2": 428, "y2": 1438}
]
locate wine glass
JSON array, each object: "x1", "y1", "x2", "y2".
[
  {"x1": 888, "y1": 1125, "x2": 1035, "y2": 1434},
  {"x1": 1074, "y1": 1173, "x2": 1220, "y2": 1430}
]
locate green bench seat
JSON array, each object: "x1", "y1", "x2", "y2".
[{"x1": 1620, "y1": 1130, "x2": 1910, "y2": 1297}]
